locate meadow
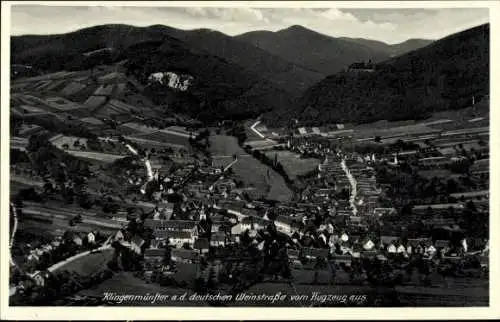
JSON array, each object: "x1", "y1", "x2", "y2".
[
  {"x1": 263, "y1": 150, "x2": 320, "y2": 181},
  {"x1": 209, "y1": 135, "x2": 292, "y2": 202}
]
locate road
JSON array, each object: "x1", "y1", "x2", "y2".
[
  {"x1": 9, "y1": 203, "x2": 19, "y2": 268},
  {"x1": 47, "y1": 241, "x2": 113, "y2": 273},
  {"x1": 250, "y1": 120, "x2": 265, "y2": 139},
  {"x1": 341, "y1": 158, "x2": 358, "y2": 215}
]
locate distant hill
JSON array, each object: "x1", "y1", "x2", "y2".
[
  {"x1": 340, "y1": 37, "x2": 434, "y2": 57},
  {"x1": 158, "y1": 27, "x2": 325, "y2": 94},
  {"x1": 264, "y1": 23, "x2": 489, "y2": 126},
  {"x1": 11, "y1": 24, "x2": 294, "y2": 123},
  {"x1": 236, "y1": 25, "x2": 407, "y2": 75}
]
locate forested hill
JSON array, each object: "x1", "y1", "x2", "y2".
[
  {"x1": 264, "y1": 23, "x2": 489, "y2": 126},
  {"x1": 11, "y1": 24, "x2": 293, "y2": 123}
]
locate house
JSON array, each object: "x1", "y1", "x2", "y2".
[
  {"x1": 418, "y1": 156, "x2": 452, "y2": 168},
  {"x1": 130, "y1": 235, "x2": 145, "y2": 254},
  {"x1": 300, "y1": 247, "x2": 329, "y2": 260},
  {"x1": 144, "y1": 248, "x2": 164, "y2": 268},
  {"x1": 194, "y1": 238, "x2": 210, "y2": 254},
  {"x1": 231, "y1": 216, "x2": 269, "y2": 235},
  {"x1": 171, "y1": 248, "x2": 199, "y2": 264},
  {"x1": 149, "y1": 239, "x2": 161, "y2": 249},
  {"x1": 363, "y1": 239, "x2": 375, "y2": 251},
  {"x1": 168, "y1": 231, "x2": 196, "y2": 248},
  {"x1": 145, "y1": 219, "x2": 198, "y2": 235},
  {"x1": 157, "y1": 202, "x2": 174, "y2": 220},
  {"x1": 274, "y1": 215, "x2": 301, "y2": 236},
  {"x1": 450, "y1": 190, "x2": 489, "y2": 200},
  {"x1": 380, "y1": 236, "x2": 399, "y2": 246},
  {"x1": 211, "y1": 221, "x2": 227, "y2": 233},
  {"x1": 425, "y1": 245, "x2": 437, "y2": 256},
  {"x1": 413, "y1": 203, "x2": 465, "y2": 215},
  {"x1": 360, "y1": 250, "x2": 379, "y2": 259},
  {"x1": 434, "y1": 240, "x2": 450, "y2": 249},
  {"x1": 73, "y1": 235, "x2": 83, "y2": 246},
  {"x1": 287, "y1": 248, "x2": 300, "y2": 261},
  {"x1": 87, "y1": 232, "x2": 96, "y2": 244},
  {"x1": 330, "y1": 254, "x2": 352, "y2": 266},
  {"x1": 373, "y1": 208, "x2": 396, "y2": 217},
  {"x1": 153, "y1": 230, "x2": 169, "y2": 242},
  {"x1": 387, "y1": 244, "x2": 397, "y2": 254},
  {"x1": 27, "y1": 270, "x2": 49, "y2": 287},
  {"x1": 115, "y1": 229, "x2": 124, "y2": 241},
  {"x1": 210, "y1": 232, "x2": 226, "y2": 247}
]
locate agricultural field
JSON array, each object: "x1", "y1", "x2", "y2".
[
  {"x1": 119, "y1": 122, "x2": 158, "y2": 134},
  {"x1": 124, "y1": 136, "x2": 187, "y2": 150},
  {"x1": 43, "y1": 96, "x2": 83, "y2": 111},
  {"x1": 94, "y1": 84, "x2": 115, "y2": 96},
  {"x1": 131, "y1": 130, "x2": 190, "y2": 147},
  {"x1": 64, "y1": 150, "x2": 127, "y2": 163},
  {"x1": 53, "y1": 248, "x2": 115, "y2": 275},
  {"x1": 17, "y1": 105, "x2": 46, "y2": 114},
  {"x1": 84, "y1": 95, "x2": 107, "y2": 110},
  {"x1": 10, "y1": 137, "x2": 29, "y2": 151},
  {"x1": 20, "y1": 203, "x2": 124, "y2": 234},
  {"x1": 60, "y1": 82, "x2": 88, "y2": 97},
  {"x1": 352, "y1": 123, "x2": 440, "y2": 141},
  {"x1": 10, "y1": 178, "x2": 43, "y2": 196},
  {"x1": 244, "y1": 139, "x2": 280, "y2": 150},
  {"x1": 79, "y1": 117, "x2": 105, "y2": 126},
  {"x1": 209, "y1": 135, "x2": 292, "y2": 202},
  {"x1": 49, "y1": 135, "x2": 89, "y2": 150},
  {"x1": 96, "y1": 100, "x2": 140, "y2": 118},
  {"x1": 165, "y1": 126, "x2": 199, "y2": 137},
  {"x1": 264, "y1": 150, "x2": 320, "y2": 181},
  {"x1": 209, "y1": 135, "x2": 245, "y2": 157}
]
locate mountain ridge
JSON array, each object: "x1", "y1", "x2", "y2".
[
  {"x1": 235, "y1": 25, "x2": 429, "y2": 76},
  {"x1": 263, "y1": 23, "x2": 489, "y2": 126}
]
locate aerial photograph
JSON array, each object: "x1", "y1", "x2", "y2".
[{"x1": 6, "y1": 3, "x2": 490, "y2": 308}]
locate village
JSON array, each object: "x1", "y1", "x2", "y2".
[
  {"x1": 7, "y1": 32, "x2": 490, "y2": 306},
  {"x1": 9, "y1": 87, "x2": 490, "y2": 305}
]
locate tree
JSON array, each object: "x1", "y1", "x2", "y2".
[{"x1": 163, "y1": 245, "x2": 172, "y2": 267}]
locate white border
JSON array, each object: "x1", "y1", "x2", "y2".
[{"x1": 1, "y1": 1, "x2": 499, "y2": 320}]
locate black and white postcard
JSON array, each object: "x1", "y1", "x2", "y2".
[{"x1": 1, "y1": 1, "x2": 499, "y2": 320}]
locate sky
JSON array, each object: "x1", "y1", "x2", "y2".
[{"x1": 10, "y1": 5, "x2": 490, "y2": 44}]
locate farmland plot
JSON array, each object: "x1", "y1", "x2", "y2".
[
  {"x1": 209, "y1": 135, "x2": 292, "y2": 202},
  {"x1": 44, "y1": 96, "x2": 82, "y2": 111},
  {"x1": 124, "y1": 136, "x2": 187, "y2": 150},
  {"x1": 264, "y1": 150, "x2": 320, "y2": 180},
  {"x1": 49, "y1": 135, "x2": 89, "y2": 150},
  {"x1": 60, "y1": 82, "x2": 87, "y2": 96},
  {"x1": 132, "y1": 131, "x2": 190, "y2": 147},
  {"x1": 65, "y1": 150, "x2": 127, "y2": 163},
  {"x1": 53, "y1": 248, "x2": 115, "y2": 275},
  {"x1": 94, "y1": 84, "x2": 115, "y2": 96}
]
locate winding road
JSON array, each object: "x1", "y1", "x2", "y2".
[
  {"x1": 250, "y1": 120, "x2": 265, "y2": 139},
  {"x1": 9, "y1": 203, "x2": 19, "y2": 268},
  {"x1": 341, "y1": 158, "x2": 358, "y2": 215},
  {"x1": 47, "y1": 238, "x2": 113, "y2": 273}
]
